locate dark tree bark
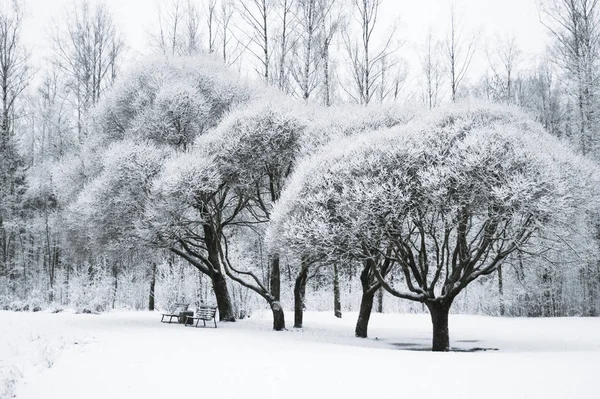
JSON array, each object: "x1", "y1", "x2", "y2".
[
  {"x1": 294, "y1": 262, "x2": 309, "y2": 328},
  {"x1": 355, "y1": 288, "x2": 376, "y2": 338},
  {"x1": 333, "y1": 263, "x2": 342, "y2": 318},
  {"x1": 425, "y1": 299, "x2": 453, "y2": 352},
  {"x1": 149, "y1": 262, "x2": 156, "y2": 311},
  {"x1": 270, "y1": 253, "x2": 281, "y2": 301},
  {"x1": 355, "y1": 261, "x2": 379, "y2": 338},
  {"x1": 271, "y1": 300, "x2": 285, "y2": 331},
  {"x1": 498, "y1": 265, "x2": 505, "y2": 316},
  {"x1": 212, "y1": 271, "x2": 236, "y2": 321},
  {"x1": 204, "y1": 225, "x2": 236, "y2": 322}
]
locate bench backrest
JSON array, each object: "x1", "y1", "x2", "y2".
[
  {"x1": 196, "y1": 306, "x2": 217, "y2": 318},
  {"x1": 170, "y1": 302, "x2": 189, "y2": 313}
]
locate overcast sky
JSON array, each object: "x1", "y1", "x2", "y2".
[{"x1": 19, "y1": 0, "x2": 549, "y2": 88}]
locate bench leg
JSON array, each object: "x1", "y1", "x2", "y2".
[
  {"x1": 203, "y1": 320, "x2": 206, "y2": 328},
  {"x1": 214, "y1": 318, "x2": 217, "y2": 328},
  {"x1": 161, "y1": 315, "x2": 165, "y2": 323},
  {"x1": 195, "y1": 318, "x2": 200, "y2": 328}
]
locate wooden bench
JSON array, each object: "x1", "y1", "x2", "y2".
[
  {"x1": 185, "y1": 305, "x2": 218, "y2": 328},
  {"x1": 160, "y1": 302, "x2": 190, "y2": 323}
]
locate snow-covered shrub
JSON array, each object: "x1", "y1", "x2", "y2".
[{"x1": 68, "y1": 265, "x2": 113, "y2": 313}]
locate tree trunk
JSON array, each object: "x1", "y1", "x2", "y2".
[
  {"x1": 498, "y1": 265, "x2": 505, "y2": 316},
  {"x1": 376, "y1": 287, "x2": 384, "y2": 313},
  {"x1": 355, "y1": 289, "x2": 376, "y2": 338},
  {"x1": 294, "y1": 263, "x2": 309, "y2": 328},
  {"x1": 149, "y1": 262, "x2": 156, "y2": 311},
  {"x1": 112, "y1": 262, "x2": 118, "y2": 310},
  {"x1": 212, "y1": 272, "x2": 236, "y2": 322},
  {"x1": 333, "y1": 263, "x2": 342, "y2": 318},
  {"x1": 355, "y1": 261, "x2": 377, "y2": 338},
  {"x1": 271, "y1": 300, "x2": 285, "y2": 331},
  {"x1": 425, "y1": 300, "x2": 453, "y2": 352},
  {"x1": 204, "y1": 225, "x2": 236, "y2": 321},
  {"x1": 270, "y1": 253, "x2": 281, "y2": 302}
]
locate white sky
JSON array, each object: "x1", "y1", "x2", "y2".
[{"x1": 20, "y1": 0, "x2": 549, "y2": 90}]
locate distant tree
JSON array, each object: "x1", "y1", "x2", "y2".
[
  {"x1": 291, "y1": 0, "x2": 331, "y2": 100},
  {"x1": 237, "y1": 0, "x2": 272, "y2": 81},
  {"x1": 419, "y1": 29, "x2": 445, "y2": 109},
  {"x1": 205, "y1": 0, "x2": 218, "y2": 54},
  {"x1": 318, "y1": 0, "x2": 343, "y2": 106},
  {"x1": 342, "y1": 0, "x2": 398, "y2": 105},
  {"x1": 486, "y1": 35, "x2": 521, "y2": 105},
  {"x1": 274, "y1": 0, "x2": 297, "y2": 93},
  {"x1": 149, "y1": 0, "x2": 202, "y2": 56},
  {"x1": 445, "y1": 2, "x2": 477, "y2": 102},
  {"x1": 50, "y1": 0, "x2": 124, "y2": 142},
  {"x1": 272, "y1": 104, "x2": 598, "y2": 350}
]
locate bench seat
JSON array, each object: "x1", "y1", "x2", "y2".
[{"x1": 185, "y1": 305, "x2": 218, "y2": 328}]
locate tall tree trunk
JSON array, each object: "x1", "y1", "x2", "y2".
[
  {"x1": 294, "y1": 262, "x2": 309, "y2": 328},
  {"x1": 498, "y1": 265, "x2": 505, "y2": 316},
  {"x1": 204, "y1": 225, "x2": 236, "y2": 321},
  {"x1": 112, "y1": 262, "x2": 118, "y2": 310},
  {"x1": 149, "y1": 262, "x2": 156, "y2": 311},
  {"x1": 425, "y1": 299, "x2": 453, "y2": 352},
  {"x1": 270, "y1": 253, "x2": 280, "y2": 301},
  {"x1": 333, "y1": 263, "x2": 341, "y2": 318},
  {"x1": 212, "y1": 272, "x2": 236, "y2": 322}
]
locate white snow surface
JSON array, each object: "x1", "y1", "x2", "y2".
[{"x1": 1, "y1": 310, "x2": 599, "y2": 399}]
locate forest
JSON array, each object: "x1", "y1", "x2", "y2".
[{"x1": 1, "y1": 0, "x2": 600, "y2": 355}]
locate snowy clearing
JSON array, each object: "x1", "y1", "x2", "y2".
[{"x1": 2, "y1": 310, "x2": 599, "y2": 399}]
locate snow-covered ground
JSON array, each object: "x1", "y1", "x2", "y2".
[{"x1": 1, "y1": 310, "x2": 599, "y2": 399}]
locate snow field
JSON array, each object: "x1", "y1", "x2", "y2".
[{"x1": 1, "y1": 310, "x2": 599, "y2": 399}]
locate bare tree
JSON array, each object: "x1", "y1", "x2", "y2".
[
  {"x1": 149, "y1": 0, "x2": 202, "y2": 56},
  {"x1": 238, "y1": 0, "x2": 272, "y2": 81},
  {"x1": 445, "y1": 2, "x2": 477, "y2": 102},
  {"x1": 51, "y1": 0, "x2": 124, "y2": 141},
  {"x1": 219, "y1": 0, "x2": 238, "y2": 64},
  {"x1": 419, "y1": 29, "x2": 445, "y2": 109},
  {"x1": 486, "y1": 35, "x2": 522, "y2": 104},
  {"x1": 529, "y1": 58, "x2": 565, "y2": 137},
  {"x1": 205, "y1": 0, "x2": 218, "y2": 53},
  {"x1": 319, "y1": 0, "x2": 343, "y2": 105},
  {"x1": 291, "y1": 0, "x2": 331, "y2": 100},
  {"x1": 275, "y1": 0, "x2": 297, "y2": 93},
  {"x1": 343, "y1": 0, "x2": 397, "y2": 105},
  {"x1": 184, "y1": 0, "x2": 202, "y2": 55}
]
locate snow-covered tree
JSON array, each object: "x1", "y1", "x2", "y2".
[
  {"x1": 55, "y1": 55, "x2": 254, "y2": 318},
  {"x1": 146, "y1": 96, "x2": 308, "y2": 329},
  {"x1": 271, "y1": 103, "x2": 599, "y2": 351}
]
